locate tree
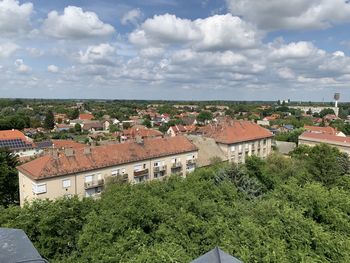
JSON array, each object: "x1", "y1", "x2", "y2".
[
  {"x1": 0, "y1": 148, "x2": 19, "y2": 206},
  {"x1": 142, "y1": 119, "x2": 152, "y2": 128},
  {"x1": 44, "y1": 110, "x2": 55, "y2": 130},
  {"x1": 197, "y1": 111, "x2": 213, "y2": 124},
  {"x1": 69, "y1": 108, "x2": 80, "y2": 120},
  {"x1": 74, "y1": 123, "x2": 82, "y2": 133},
  {"x1": 319, "y1": 108, "x2": 335, "y2": 118}
]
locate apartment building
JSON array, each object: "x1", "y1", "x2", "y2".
[
  {"x1": 199, "y1": 121, "x2": 273, "y2": 163},
  {"x1": 17, "y1": 136, "x2": 198, "y2": 205},
  {"x1": 299, "y1": 132, "x2": 350, "y2": 155}
]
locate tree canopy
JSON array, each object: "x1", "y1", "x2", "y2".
[{"x1": 1, "y1": 144, "x2": 350, "y2": 262}]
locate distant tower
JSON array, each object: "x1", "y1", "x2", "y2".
[{"x1": 334, "y1": 93, "x2": 340, "y2": 108}]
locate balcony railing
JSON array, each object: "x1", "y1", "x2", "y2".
[
  {"x1": 154, "y1": 165, "x2": 167, "y2": 172},
  {"x1": 84, "y1": 179, "x2": 104, "y2": 189},
  {"x1": 171, "y1": 162, "x2": 182, "y2": 169},
  {"x1": 134, "y1": 169, "x2": 149, "y2": 177},
  {"x1": 186, "y1": 159, "x2": 197, "y2": 165}
]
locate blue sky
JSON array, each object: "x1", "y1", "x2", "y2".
[{"x1": 1, "y1": 0, "x2": 350, "y2": 101}]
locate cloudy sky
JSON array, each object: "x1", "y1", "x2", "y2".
[{"x1": 1, "y1": 0, "x2": 350, "y2": 101}]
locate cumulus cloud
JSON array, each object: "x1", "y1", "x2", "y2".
[
  {"x1": 42, "y1": 6, "x2": 115, "y2": 39},
  {"x1": 47, "y1": 64, "x2": 59, "y2": 73},
  {"x1": 79, "y1": 43, "x2": 116, "y2": 65},
  {"x1": 0, "y1": 42, "x2": 19, "y2": 57},
  {"x1": 269, "y1": 41, "x2": 325, "y2": 60},
  {"x1": 226, "y1": 0, "x2": 350, "y2": 30},
  {"x1": 0, "y1": 0, "x2": 33, "y2": 35},
  {"x1": 121, "y1": 8, "x2": 142, "y2": 25},
  {"x1": 129, "y1": 13, "x2": 260, "y2": 51},
  {"x1": 14, "y1": 59, "x2": 31, "y2": 73}
]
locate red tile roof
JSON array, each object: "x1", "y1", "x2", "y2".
[
  {"x1": 304, "y1": 125, "x2": 337, "y2": 135},
  {"x1": 299, "y1": 132, "x2": 350, "y2": 145},
  {"x1": 18, "y1": 136, "x2": 197, "y2": 180},
  {"x1": 200, "y1": 121, "x2": 273, "y2": 144},
  {"x1": 122, "y1": 127, "x2": 163, "y2": 138},
  {"x1": 0, "y1": 130, "x2": 26, "y2": 140},
  {"x1": 52, "y1": 140, "x2": 86, "y2": 150},
  {"x1": 79, "y1": 113, "x2": 94, "y2": 120}
]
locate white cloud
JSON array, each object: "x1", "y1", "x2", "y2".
[
  {"x1": 79, "y1": 43, "x2": 116, "y2": 65},
  {"x1": 26, "y1": 47, "x2": 44, "y2": 57},
  {"x1": 0, "y1": 42, "x2": 19, "y2": 57},
  {"x1": 47, "y1": 64, "x2": 59, "y2": 73},
  {"x1": 14, "y1": 59, "x2": 31, "y2": 73},
  {"x1": 0, "y1": 0, "x2": 33, "y2": 35},
  {"x1": 121, "y1": 8, "x2": 142, "y2": 25},
  {"x1": 269, "y1": 41, "x2": 324, "y2": 60},
  {"x1": 129, "y1": 13, "x2": 260, "y2": 51},
  {"x1": 226, "y1": 0, "x2": 350, "y2": 30},
  {"x1": 42, "y1": 6, "x2": 115, "y2": 39}
]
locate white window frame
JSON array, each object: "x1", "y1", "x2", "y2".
[
  {"x1": 32, "y1": 183, "x2": 47, "y2": 194},
  {"x1": 62, "y1": 179, "x2": 71, "y2": 188},
  {"x1": 85, "y1": 175, "x2": 93, "y2": 183}
]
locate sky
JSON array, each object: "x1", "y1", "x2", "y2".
[{"x1": 1, "y1": 0, "x2": 350, "y2": 101}]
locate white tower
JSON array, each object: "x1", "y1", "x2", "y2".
[{"x1": 334, "y1": 93, "x2": 340, "y2": 108}]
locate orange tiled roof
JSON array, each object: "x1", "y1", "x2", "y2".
[
  {"x1": 79, "y1": 113, "x2": 94, "y2": 120},
  {"x1": 0, "y1": 130, "x2": 27, "y2": 140},
  {"x1": 200, "y1": 120, "x2": 273, "y2": 144},
  {"x1": 304, "y1": 125, "x2": 337, "y2": 135},
  {"x1": 52, "y1": 140, "x2": 86, "y2": 150},
  {"x1": 299, "y1": 132, "x2": 350, "y2": 145},
  {"x1": 123, "y1": 127, "x2": 163, "y2": 138},
  {"x1": 18, "y1": 136, "x2": 197, "y2": 180}
]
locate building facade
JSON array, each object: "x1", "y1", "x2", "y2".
[
  {"x1": 17, "y1": 136, "x2": 198, "y2": 205},
  {"x1": 199, "y1": 120, "x2": 273, "y2": 164}
]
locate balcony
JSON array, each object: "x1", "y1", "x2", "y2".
[
  {"x1": 186, "y1": 159, "x2": 197, "y2": 165},
  {"x1": 84, "y1": 179, "x2": 104, "y2": 189},
  {"x1": 154, "y1": 165, "x2": 167, "y2": 172},
  {"x1": 171, "y1": 162, "x2": 182, "y2": 169},
  {"x1": 134, "y1": 169, "x2": 149, "y2": 177}
]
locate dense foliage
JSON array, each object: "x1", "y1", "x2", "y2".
[{"x1": 1, "y1": 144, "x2": 350, "y2": 262}]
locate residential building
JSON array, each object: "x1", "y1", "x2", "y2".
[
  {"x1": 199, "y1": 121, "x2": 273, "y2": 163},
  {"x1": 0, "y1": 130, "x2": 42, "y2": 159},
  {"x1": 121, "y1": 126, "x2": 163, "y2": 142},
  {"x1": 17, "y1": 136, "x2": 198, "y2": 205},
  {"x1": 79, "y1": 113, "x2": 94, "y2": 121},
  {"x1": 299, "y1": 132, "x2": 350, "y2": 155},
  {"x1": 304, "y1": 125, "x2": 345, "y2": 137},
  {"x1": 167, "y1": 125, "x2": 196, "y2": 137},
  {"x1": 191, "y1": 247, "x2": 243, "y2": 263}
]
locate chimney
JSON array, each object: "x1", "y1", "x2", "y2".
[
  {"x1": 64, "y1": 148, "x2": 75, "y2": 157},
  {"x1": 83, "y1": 147, "x2": 91, "y2": 155},
  {"x1": 135, "y1": 135, "x2": 143, "y2": 144}
]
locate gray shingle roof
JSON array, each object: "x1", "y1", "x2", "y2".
[
  {"x1": 191, "y1": 247, "x2": 243, "y2": 263},
  {"x1": 0, "y1": 228, "x2": 45, "y2": 263}
]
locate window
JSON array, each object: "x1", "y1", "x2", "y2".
[
  {"x1": 112, "y1": 168, "x2": 126, "y2": 176},
  {"x1": 154, "y1": 161, "x2": 161, "y2": 167},
  {"x1": 186, "y1": 154, "x2": 193, "y2": 160},
  {"x1": 134, "y1": 164, "x2": 143, "y2": 172},
  {"x1": 85, "y1": 175, "x2": 93, "y2": 183},
  {"x1": 238, "y1": 145, "x2": 242, "y2": 152},
  {"x1": 62, "y1": 179, "x2": 71, "y2": 188},
  {"x1": 32, "y1": 183, "x2": 47, "y2": 194},
  {"x1": 230, "y1": 146, "x2": 235, "y2": 152}
]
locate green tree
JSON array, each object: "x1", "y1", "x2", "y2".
[
  {"x1": 319, "y1": 108, "x2": 335, "y2": 118},
  {"x1": 197, "y1": 111, "x2": 213, "y2": 124},
  {"x1": 74, "y1": 123, "x2": 82, "y2": 133},
  {"x1": 0, "y1": 148, "x2": 19, "y2": 206},
  {"x1": 44, "y1": 110, "x2": 55, "y2": 130}
]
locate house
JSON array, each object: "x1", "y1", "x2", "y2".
[
  {"x1": 191, "y1": 247, "x2": 243, "y2": 263},
  {"x1": 323, "y1": 114, "x2": 339, "y2": 122},
  {"x1": 299, "y1": 132, "x2": 350, "y2": 155},
  {"x1": 54, "y1": 113, "x2": 68, "y2": 123},
  {"x1": 79, "y1": 113, "x2": 94, "y2": 121},
  {"x1": 167, "y1": 125, "x2": 196, "y2": 137},
  {"x1": 52, "y1": 140, "x2": 86, "y2": 150},
  {"x1": 257, "y1": 120, "x2": 270, "y2": 126},
  {"x1": 82, "y1": 121, "x2": 104, "y2": 133},
  {"x1": 279, "y1": 124, "x2": 294, "y2": 133},
  {"x1": 304, "y1": 125, "x2": 345, "y2": 137},
  {"x1": 182, "y1": 117, "x2": 198, "y2": 126},
  {"x1": 121, "y1": 126, "x2": 163, "y2": 142},
  {"x1": 0, "y1": 228, "x2": 44, "y2": 262},
  {"x1": 17, "y1": 136, "x2": 198, "y2": 205},
  {"x1": 0, "y1": 130, "x2": 42, "y2": 159},
  {"x1": 54, "y1": 123, "x2": 71, "y2": 132},
  {"x1": 199, "y1": 121, "x2": 273, "y2": 163}
]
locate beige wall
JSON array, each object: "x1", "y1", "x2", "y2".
[
  {"x1": 19, "y1": 150, "x2": 198, "y2": 206},
  {"x1": 299, "y1": 139, "x2": 350, "y2": 155},
  {"x1": 218, "y1": 138, "x2": 272, "y2": 164}
]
